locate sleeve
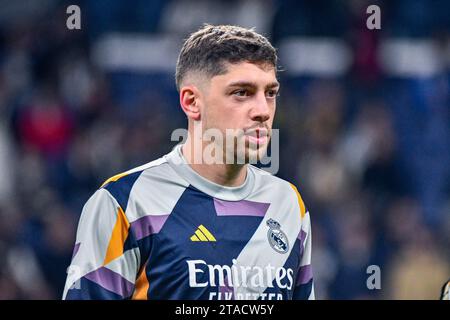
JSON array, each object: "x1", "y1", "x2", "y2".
[
  {"x1": 62, "y1": 188, "x2": 140, "y2": 300},
  {"x1": 293, "y1": 210, "x2": 315, "y2": 300},
  {"x1": 441, "y1": 280, "x2": 450, "y2": 300}
]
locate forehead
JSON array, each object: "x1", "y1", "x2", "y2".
[{"x1": 211, "y1": 61, "x2": 278, "y2": 87}]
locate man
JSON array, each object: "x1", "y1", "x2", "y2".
[{"x1": 63, "y1": 24, "x2": 314, "y2": 300}]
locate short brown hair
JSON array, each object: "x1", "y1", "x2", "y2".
[{"x1": 175, "y1": 24, "x2": 277, "y2": 91}]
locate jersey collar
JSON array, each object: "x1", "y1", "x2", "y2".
[{"x1": 165, "y1": 144, "x2": 255, "y2": 201}]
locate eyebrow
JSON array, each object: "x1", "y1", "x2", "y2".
[{"x1": 227, "y1": 81, "x2": 280, "y2": 90}]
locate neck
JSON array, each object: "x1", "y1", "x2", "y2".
[{"x1": 181, "y1": 137, "x2": 247, "y2": 187}]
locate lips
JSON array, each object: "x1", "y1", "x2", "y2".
[{"x1": 245, "y1": 128, "x2": 269, "y2": 145}]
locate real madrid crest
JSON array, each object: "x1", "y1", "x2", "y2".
[{"x1": 266, "y1": 218, "x2": 289, "y2": 254}]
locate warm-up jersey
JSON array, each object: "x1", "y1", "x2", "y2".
[{"x1": 63, "y1": 144, "x2": 314, "y2": 300}]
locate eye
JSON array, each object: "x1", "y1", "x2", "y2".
[
  {"x1": 233, "y1": 89, "x2": 249, "y2": 97},
  {"x1": 266, "y1": 89, "x2": 279, "y2": 98}
]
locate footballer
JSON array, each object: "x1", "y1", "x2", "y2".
[{"x1": 63, "y1": 24, "x2": 314, "y2": 300}]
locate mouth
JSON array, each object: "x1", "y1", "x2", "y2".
[{"x1": 244, "y1": 128, "x2": 270, "y2": 145}]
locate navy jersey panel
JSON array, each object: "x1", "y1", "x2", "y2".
[{"x1": 146, "y1": 186, "x2": 265, "y2": 299}]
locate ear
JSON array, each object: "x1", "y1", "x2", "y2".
[{"x1": 180, "y1": 85, "x2": 201, "y2": 121}]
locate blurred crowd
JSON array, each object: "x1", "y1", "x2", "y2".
[{"x1": 0, "y1": 0, "x2": 449, "y2": 299}]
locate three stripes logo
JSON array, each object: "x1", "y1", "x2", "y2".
[{"x1": 190, "y1": 224, "x2": 216, "y2": 242}]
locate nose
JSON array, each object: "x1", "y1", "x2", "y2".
[{"x1": 250, "y1": 92, "x2": 271, "y2": 123}]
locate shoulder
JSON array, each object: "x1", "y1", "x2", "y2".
[
  {"x1": 99, "y1": 156, "x2": 170, "y2": 210},
  {"x1": 248, "y1": 165, "x2": 307, "y2": 218},
  {"x1": 100, "y1": 157, "x2": 168, "y2": 188}
]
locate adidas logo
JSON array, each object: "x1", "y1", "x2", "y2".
[{"x1": 190, "y1": 224, "x2": 216, "y2": 242}]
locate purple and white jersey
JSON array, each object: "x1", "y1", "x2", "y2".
[{"x1": 63, "y1": 144, "x2": 314, "y2": 300}]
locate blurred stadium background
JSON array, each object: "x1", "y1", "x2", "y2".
[{"x1": 0, "y1": 0, "x2": 449, "y2": 299}]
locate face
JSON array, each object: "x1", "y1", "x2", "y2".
[{"x1": 198, "y1": 61, "x2": 279, "y2": 164}]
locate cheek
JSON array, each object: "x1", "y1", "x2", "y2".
[
  {"x1": 271, "y1": 104, "x2": 277, "y2": 117},
  {"x1": 205, "y1": 99, "x2": 244, "y2": 128},
  {"x1": 202, "y1": 102, "x2": 229, "y2": 131},
  {"x1": 268, "y1": 102, "x2": 277, "y2": 118},
  {"x1": 225, "y1": 107, "x2": 250, "y2": 128}
]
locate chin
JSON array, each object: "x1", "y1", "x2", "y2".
[
  {"x1": 223, "y1": 137, "x2": 270, "y2": 165},
  {"x1": 245, "y1": 143, "x2": 269, "y2": 164}
]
